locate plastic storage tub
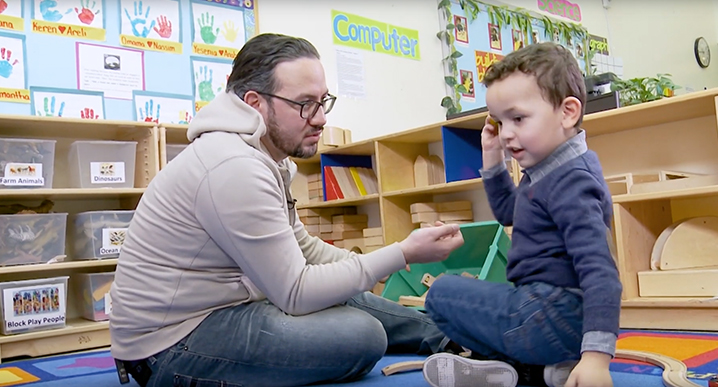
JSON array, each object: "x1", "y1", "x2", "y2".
[
  {"x1": 68, "y1": 140, "x2": 137, "y2": 188},
  {"x1": 72, "y1": 210, "x2": 134, "y2": 260},
  {"x1": 75, "y1": 272, "x2": 114, "y2": 321},
  {"x1": 165, "y1": 144, "x2": 187, "y2": 164},
  {"x1": 0, "y1": 213, "x2": 68, "y2": 266},
  {"x1": 0, "y1": 138, "x2": 56, "y2": 189},
  {"x1": 0, "y1": 276, "x2": 68, "y2": 335},
  {"x1": 382, "y1": 221, "x2": 511, "y2": 308}
]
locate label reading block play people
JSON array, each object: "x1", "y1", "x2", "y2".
[
  {"x1": 101, "y1": 228, "x2": 128, "y2": 255},
  {"x1": 3, "y1": 282, "x2": 66, "y2": 334},
  {"x1": 90, "y1": 162, "x2": 126, "y2": 184},
  {"x1": 2, "y1": 163, "x2": 44, "y2": 186},
  {"x1": 331, "y1": 10, "x2": 420, "y2": 60}
]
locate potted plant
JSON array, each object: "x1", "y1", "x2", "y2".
[{"x1": 610, "y1": 73, "x2": 680, "y2": 107}]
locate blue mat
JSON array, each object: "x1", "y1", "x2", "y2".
[{"x1": 0, "y1": 350, "x2": 704, "y2": 386}]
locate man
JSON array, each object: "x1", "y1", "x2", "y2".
[{"x1": 110, "y1": 33, "x2": 465, "y2": 387}]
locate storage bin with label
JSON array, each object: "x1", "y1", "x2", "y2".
[
  {"x1": 68, "y1": 140, "x2": 137, "y2": 188},
  {"x1": 75, "y1": 272, "x2": 114, "y2": 321},
  {"x1": 72, "y1": 210, "x2": 134, "y2": 260},
  {"x1": 0, "y1": 276, "x2": 69, "y2": 335},
  {"x1": 0, "y1": 138, "x2": 56, "y2": 189},
  {"x1": 0, "y1": 213, "x2": 68, "y2": 266},
  {"x1": 165, "y1": 144, "x2": 187, "y2": 164}
]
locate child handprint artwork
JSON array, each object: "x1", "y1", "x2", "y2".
[
  {"x1": 37, "y1": 96, "x2": 65, "y2": 117},
  {"x1": 39, "y1": 0, "x2": 67, "y2": 22},
  {"x1": 74, "y1": 0, "x2": 100, "y2": 25},
  {"x1": 197, "y1": 12, "x2": 219, "y2": 45},
  {"x1": 139, "y1": 99, "x2": 160, "y2": 123},
  {"x1": 153, "y1": 15, "x2": 172, "y2": 39},
  {"x1": 0, "y1": 0, "x2": 7, "y2": 14},
  {"x1": 0, "y1": 47, "x2": 18, "y2": 79},
  {"x1": 178, "y1": 110, "x2": 192, "y2": 124},
  {"x1": 124, "y1": 0, "x2": 155, "y2": 38},
  {"x1": 191, "y1": 3, "x2": 245, "y2": 49},
  {"x1": 195, "y1": 65, "x2": 222, "y2": 102}
]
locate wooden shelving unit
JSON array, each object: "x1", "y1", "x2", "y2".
[
  {"x1": 292, "y1": 88, "x2": 718, "y2": 332},
  {"x1": 0, "y1": 115, "x2": 160, "y2": 362}
]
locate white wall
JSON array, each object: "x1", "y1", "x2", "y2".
[{"x1": 257, "y1": 0, "x2": 447, "y2": 141}]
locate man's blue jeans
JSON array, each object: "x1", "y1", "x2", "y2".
[
  {"x1": 143, "y1": 292, "x2": 449, "y2": 387},
  {"x1": 425, "y1": 276, "x2": 584, "y2": 366}
]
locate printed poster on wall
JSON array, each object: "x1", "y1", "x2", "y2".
[
  {"x1": 0, "y1": 0, "x2": 24, "y2": 32},
  {"x1": 190, "y1": 0, "x2": 246, "y2": 60},
  {"x1": 30, "y1": 87, "x2": 105, "y2": 119},
  {"x1": 31, "y1": 0, "x2": 106, "y2": 41},
  {"x1": 119, "y1": 0, "x2": 182, "y2": 54},
  {"x1": 0, "y1": 33, "x2": 29, "y2": 104},
  {"x1": 190, "y1": 56, "x2": 231, "y2": 112},
  {"x1": 132, "y1": 91, "x2": 193, "y2": 124},
  {"x1": 76, "y1": 42, "x2": 145, "y2": 100}
]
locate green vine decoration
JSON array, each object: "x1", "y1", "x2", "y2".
[{"x1": 437, "y1": 0, "x2": 590, "y2": 116}]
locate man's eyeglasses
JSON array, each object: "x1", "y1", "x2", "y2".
[{"x1": 256, "y1": 91, "x2": 337, "y2": 120}]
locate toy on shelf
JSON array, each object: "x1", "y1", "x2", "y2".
[
  {"x1": 409, "y1": 200, "x2": 473, "y2": 227},
  {"x1": 604, "y1": 170, "x2": 717, "y2": 196},
  {"x1": 413, "y1": 155, "x2": 445, "y2": 188},
  {"x1": 306, "y1": 173, "x2": 324, "y2": 203}
]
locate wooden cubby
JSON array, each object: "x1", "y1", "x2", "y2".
[
  {"x1": 293, "y1": 88, "x2": 718, "y2": 332},
  {"x1": 0, "y1": 115, "x2": 160, "y2": 362}
]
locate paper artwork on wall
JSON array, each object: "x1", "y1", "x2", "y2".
[
  {"x1": 119, "y1": 0, "x2": 182, "y2": 54},
  {"x1": 132, "y1": 91, "x2": 193, "y2": 124},
  {"x1": 0, "y1": 33, "x2": 29, "y2": 104},
  {"x1": 190, "y1": 1, "x2": 245, "y2": 60},
  {"x1": 31, "y1": 0, "x2": 106, "y2": 41},
  {"x1": 190, "y1": 57, "x2": 231, "y2": 112},
  {"x1": 30, "y1": 87, "x2": 105, "y2": 119},
  {"x1": 0, "y1": 0, "x2": 24, "y2": 32}
]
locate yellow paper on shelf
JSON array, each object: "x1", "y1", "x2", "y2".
[{"x1": 349, "y1": 167, "x2": 367, "y2": 196}]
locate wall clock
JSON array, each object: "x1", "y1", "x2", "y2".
[{"x1": 694, "y1": 37, "x2": 710, "y2": 68}]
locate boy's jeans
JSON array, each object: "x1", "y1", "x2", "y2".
[
  {"x1": 425, "y1": 276, "x2": 583, "y2": 366},
  {"x1": 142, "y1": 292, "x2": 449, "y2": 387}
]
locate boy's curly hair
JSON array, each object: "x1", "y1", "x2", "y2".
[{"x1": 482, "y1": 42, "x2": 586, "y2": 127}]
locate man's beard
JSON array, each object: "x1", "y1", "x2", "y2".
[{"x1": 266, "y1": 108, "x2": 319, "y2": 159}]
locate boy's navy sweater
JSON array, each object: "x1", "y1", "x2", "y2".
[{"x1": 482, "y1": 132, "x2": 622, "y2": 338}]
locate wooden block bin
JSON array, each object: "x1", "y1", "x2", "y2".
[{"x1": 381, "y1": 221, "x2": 510, "y2": 309}]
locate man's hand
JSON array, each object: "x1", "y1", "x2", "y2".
[
  {"x1": 399, "y1": 222, "x2": 464, "y2": 265},
  {"x1": 565, "y1": 351, "x2": 613, "y2": 387}
]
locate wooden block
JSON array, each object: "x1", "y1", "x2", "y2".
[
  {"x1": 438, "y1": 201, "x2": 472, "y2": 212},
  {"x1": 413, "y1": 155, "x2": 431, "y2": 188},
  {"x1": 410, "y1": 202, "x2": 438, "y2": 213},
  {"x1": 331, "y1": 230, "x2": 363, "y2": 240},
  {"x1": 307, "y1": 173, "x2": 322, "y2": 183},
  {"x1": 308, "y1": 188, "x2": 322, "y2": 197},
  {"x1": 334, "y1": 240, "x2": 345, "y2": 248},
  {"x1": 439, "y1": 210, "x2": 473, "y2": 222},
  {"x1": 300, "y1": 216, "x2": 320, "y2": 225},
  {"x1": 657, "y1": 216, "x2": 718, "y2": 271},
  {"x1": 631, "y1": 174, "x2": 718, "y2": 195},
  {"x1": 332, "y1": 214, "x2": 368, "y2": 224},
  {"x1": 320, "y1": 232, "x2": 333, "y2": 240},
  {"x1": 364, "y1": 245, "x2": 382, "y2": 253},
  {"x1": 308, "y1": 181, "x2": 322, "y2": 190},
  {"x1": 319, "y1": 215, "x2": 333, "y2": 225},
  {"x1": 372, "y1": 281, "x2": 385, "y2": 296},
  {"x1": 398, "y1": 295, "x2": 426, "y2": 307},
  {"x1": 297, "y1": 209, "x2": 321, "y2": 217},
  {"x1": 638, "y1": 268, "x2": 718, "y2": 297},
  {"x1": 320, "y1": 224, "x2": 333, "y2": 233},
  {"x1": 321, "y1": 208, "x2": 353, "y2": 216},
  {"x1": 332, "y1": 222, "x2": 368, "y2": 233},
  {"x1": 305, "y1": 224, "x2": 319, "y2": 234},
  {"x1": 363, "y1": 227, "x2": 383, "y2": 237},
  {"x1": 323, "y1": 126, "x2": 346, "y2": 146},
  {"x1": 428, "y1": 155, "x2": 445, "y2": 184},
  {"x1": 343, "y1": 129, "x2": 352, "y2": 144},
  {"x1": 364, "y1": 236, "x2": 384, "y2": 246},
  {"x1": 420, "y1": 222, "x2": 433, "y2": 228},
  {"x1": 412, "y1": 212, "x2": 439, "y2": 224},
  {"x1": 342, "y1": 237, "x2": 365, "y2": 252}
]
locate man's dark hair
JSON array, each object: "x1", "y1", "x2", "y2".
[
  {"x1": 482, "y1": 42, "x2": 586, "y2": 127},
  {"x1": 227, "y1": 33, "x2": 320, "y2": 99}
]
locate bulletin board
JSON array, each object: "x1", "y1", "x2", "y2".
[
  {"x1": 443, "y1": 1, "x2": 589, "y2": 114},
  {"x1": 0, "y1": 0, "x2": 258, "y2": 123}
]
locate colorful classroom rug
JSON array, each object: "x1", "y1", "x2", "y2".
[{"x1": 0, "y1": 329, "x2": 715, "y2": 386}]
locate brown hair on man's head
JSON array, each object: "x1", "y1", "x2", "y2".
[{"x1": 482, "y1": 42, "x2": 586, "y2": 127}]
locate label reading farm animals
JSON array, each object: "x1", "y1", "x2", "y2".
[
  {"x1": 90, "y1": 162, "x2": 126, "y2": 184},
  {"x1": 3, "y1": 282, "x2": 66, "y2": 334},
  {"x1": 2, "y1": 163, "x2": 44, "y2": 186},
  {"x1": 101, "y1": 228, "x2": 128, "y2": 255}
]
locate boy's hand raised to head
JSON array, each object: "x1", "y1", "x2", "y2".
[
  {"x1": 399, "y1": 222, "x2": 464, "y2": 266},
  {"x1": 481, "y1": 115, "x2": 506, "y2": 170}
]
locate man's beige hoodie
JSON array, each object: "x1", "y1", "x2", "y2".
[{"x1": 109, "y1": 91, "x2": 406, "y2": 361}]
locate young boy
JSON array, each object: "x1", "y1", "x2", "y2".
[{"x1": 422, "y1": 42, "x2": 622, "y2": 387}]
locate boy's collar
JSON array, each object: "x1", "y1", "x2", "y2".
[{"x1": 523, "y1": 129, "x2": 587, "y2": 184}]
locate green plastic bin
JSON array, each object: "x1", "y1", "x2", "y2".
[{"x1": 381, "y1": 220, "x2": 511, "y2": 306}]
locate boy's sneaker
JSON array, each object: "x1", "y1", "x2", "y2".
[
  {"x1": 423, "y1": 353, "x2": 518, "y2": 387},
  {"x1": 543, "y1": 360, "x2": 579, "y2": 387}
]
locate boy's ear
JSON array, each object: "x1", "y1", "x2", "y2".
[{"x1": 560, "y1": 96, "x2": 582, "y2": 129}]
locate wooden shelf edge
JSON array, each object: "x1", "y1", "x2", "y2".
[
  {"x1": 0, "y1": 188, "x2": 145, "y2": 200},
  {"x1": 622, "y1": 297, "x2": 718, "y2": 309},
  {"x1": 296, "y1": 194, "x2": 379, "y2": 209},
  {"x1": 612, "y1": 184, "x2": 718, "y2": 203},
  {"x1": 0, "y1": 259, "x2": 117, "y2": 275},
  {"x1": 383, "y1": 178, "x2": 484, "y2": 197},
  {"x1": 0, "y1": 319, "x2": 108, "y2": 344}
]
